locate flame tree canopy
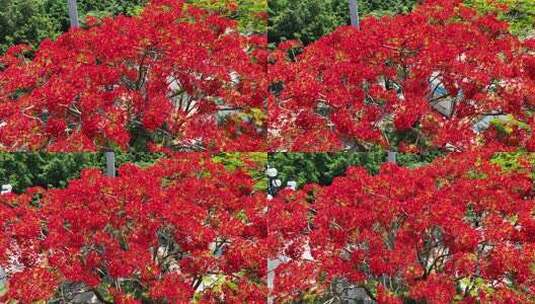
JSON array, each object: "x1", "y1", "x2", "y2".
[
  {"x1": 269, "y1": 151, "x2": 535, "y2": 303},
  {"x1": 269, "y1": 0, "x2": 535, "y2": 152},
  {"x1": 0, "y1": 153, "x2": 268, "y2": 303},
  {"x1": 0, "y1": 0, "x2": 268, "y2": 152}
]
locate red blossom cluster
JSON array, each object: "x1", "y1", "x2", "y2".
[
  {"x1": 0, "y1": 0, "x2": 268, "y2": 152},
  {"x1": 0, "y1": 154, "x2": 268, "y2": 303},
  {"x1": 0, "y1": 0, "x2": 534, "y2": 303},
  {"x1": 269, "y1": 152, "x2": 535, "y2": 303},
  {"x1": 269, "y1": 0, "x2": 535, "y2": 152}
]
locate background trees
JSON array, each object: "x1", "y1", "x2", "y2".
[
  {"x1": 465, "y1": 0, "x2": 535, "y2": 37},
  {"x1": 187, "y1": 0, "x2": 267, "y2": 34},
  {"x1": 0, "y1": 0, "x2": 147, "y2": 54},
  {"x1": 268, "y1": 0, "x2": 534, "y2": 45},
  {"x1": 0, "y1": 152, "x2": 163, "y2": 193},
  {"x1": 268, "y1": 0, "x2": 418, "y2": 45},
  {"x1": 268, "y1": 151, "x2": 444, "y2": 188},
  {"x1": 0, "y1": 152, "x2": 267, "y2": 193},
  {"x1": 0, "y1": 0, "x2": 266, "y2": 55},
  {"x1": 0, "y1": 0, "x2": 57, "y2": 54}
]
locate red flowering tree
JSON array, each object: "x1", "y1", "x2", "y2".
[
  {"x1": 0, "y1": 154, "x2": 268, "y2": 303},
  {"x1": 269, "y1": 0, "x2": 535, "y2": 152},
  {"x1": 269, "y1": 152, "x2": 535, "y2": 303},
  {"x1": 0, "y1": 0, "x2": 267, "y2": 152}
]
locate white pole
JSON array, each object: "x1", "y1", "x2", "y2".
[
  {"x1": 387, "y1": 151, "x2": 397, "y2": 164},
  {"x1": 386, "y1": 151, "x2": 398, "y2": 164},
  {"x1": 67, "y1": 0, "x2": 80, "y2": 28},
  {"x1": 105, "y1": 151, "x2": 116, "y2": 177},
  {"x1": 0, "y1": 185, "x2": 11, "y2": 289},
  {"x1": 349, "y1": 0, "x2": 360, "y2": 29}
]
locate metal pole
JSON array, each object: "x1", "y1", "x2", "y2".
[
  {"x1": 105, "y1": 151, "x2": 116, "y2": 177},
  {"x1": 349, "y1": 0, "x2": 360, "y2": 29},
  {"x1": 387, "y1": 151, "x2": 397, "y2": 164},
  {"x1": 67, "y1": 0, "x2": 80, "y2": 28},
  {"x1": 0, "y1": 185, "x2": 11, "y2": 289}
]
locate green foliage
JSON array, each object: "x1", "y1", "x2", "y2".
[
  {"x1": 212, "y1": 152, "x2": 268, "y2": 190},
  {"x1": 464, "y1": 0, "x2": 535, "y2": 37},
  {"x1": 0, "y1": 0, "x2": 57, "y2": 54},
  {"x1": 360, "y1": 0, "x2": 416, "y2": 15},
  {"x1": 396, "y1": 151, "x2": 445, "y2": 168},
  {"x1": 269, "y1": 0, "x2": 534, "y2": 45},
  {"x1": 268, "y1": 151, "x2": 445, "y2": 189},
  {"x1": 0, "y1": 153, "x2": 100, "y2": 193},
  {"x1": 269, "y1": 151, "x2": 533, "y2": 194},
  {"x1": 268, "y1": 152, "x2": 384, "y2": 188},
  {"x1": 0, "y1": 152, "x2": 165, "y2": 193},
  {"x1": 0, "y1": 152, "x2": 264, "y2": 194},
  {"x1": 187, "y1": 0, "x2": 267, "y2": 33},
  {"x1": 0, "y1": 0, "x2": 147, "y2": 54},
  {"x1": 42, "y1": 0, "x2": 147, "y2": 33},
  {"x1": 268, "y1": 0, "x2": 418, "y2": 44},
  {"x1": 490, "y1": 152, "x2": 535, "y2": 180},
  {"x1": 114, "y1": 151, "x2": 164, "y2": 168},
  {"x1": 268, "y1": 0, "x2": 346, "y2": 45}
]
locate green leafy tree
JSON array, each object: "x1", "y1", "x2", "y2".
[
  {"x1": 491, "y1": 152, "x2": 535, "y2": 179},
  {"x1": 42, "y1": 0, "x2": 147, "y2": 33},
  {"x1": 268, "y1": 0, "x2": 418, "y2": 44},
  {"x1": 268, "y1": 0, "x2": 346, "y2": 45},
  {"x1": 268, "y1": 151, "x2": 445, "y2": 189},
  {"x1": 0, "y1": 153, "x2": 100, "y2": 193},
  {"x1": 0, "y1": 152, "x2": 267, "y2": 194},
  {"x1": 0, "y1": 0, "x2": 57, "y2": 54},
  {"x1": 187, "y1": 0, "x2": 267, "y2": 33},
  {"x1": 0, "y1": 152, "x2": 164, "y2": 193},
  {"x1": 212, "y1": 152, "x2": 268, "y2": 190},
  {"x1": 465, "y1": 0, "x2": 535, "y2": 37},
  {"x1": 269, "y1": 0, "x2": 534, "y2": 45},
  {"x1": 0, "y1": 0, "x2": 147, "y2": 54}
]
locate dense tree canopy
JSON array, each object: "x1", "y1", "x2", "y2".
[
  {"x1": 465, "y1": 0, "x2": 535, "y2": 38},
  {"x1": 0, "y1": 0, "x2": 57, "y2": 54},
  {"x1": 0, "y1": 0, "x2": 148, "y2": 54},
  {"x1": 268, "y1": 0, "x2": 534, "y2": 45},
  {"x1": 0, "y1": 0, "x2": 268, "y2": 152},
  {"x1": 270, "y1": 151, "x2": 535, "y2": 303},
  {"x1": 269, "y1": 0, "x2": 535, "y2": 152},
  {"x1": 268, "y1": 0, "x2": 418, "y2": 45},
  {"x1": 0, "y1": 152, "x2": 165, "y2": 193},
  {"x1": 0, "y1": 0, "x2": 266, "y2": 55},
  {"x1": 187, "y1": 0, "x2": 267, "y2": 34},
  {"x1": 0, "y1": 153, "x2": 268, "y2": 303},
  {"x1": 268, "y1": 151, "x2": 446, "y2": 189}
]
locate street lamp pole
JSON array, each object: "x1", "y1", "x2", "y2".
[
  {"x1": 349, "y1": 0, "x2": 360, "y2": 29},
  {"x1": 0, "y1": 185, "x2": 11, "y2": 290},
  {"x1": 105, "y1": 152, "x2": 117, "y2": 177},
  {"x1": 266, "y1": 167, "x2": 297, "y2": 304},
  {"x1": 67, "y1": 0, "x2": 80, "y2": 28}
]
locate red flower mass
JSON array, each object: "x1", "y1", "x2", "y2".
[
  {"x1": 0, "y1": 0, "x2": 534, "y2": 303},
  {"x1": 0, "y1": 0, "x2": 267, "y2": 152},
  {"x1": 269, "y1": 0, "x2": 535, "y2": 152},
  {"x1": 270, "y1": 152, "x2": 535, "y2": 303},
  {"x1": 0, "y1": 154, "x2": 268, "y2": 303}
]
